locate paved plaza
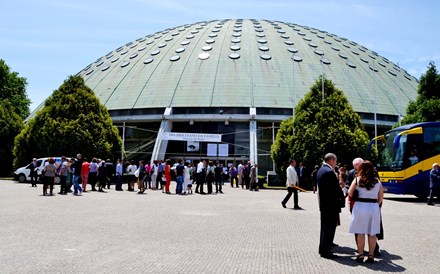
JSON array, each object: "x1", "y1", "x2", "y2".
[{"x1": 0, "y1": 180, "x2": 438, "y2": 273}]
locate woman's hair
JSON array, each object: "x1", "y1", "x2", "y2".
[
  {"x1": 48, "y1": 157, "x2": 55, "y2": 164},
  {"x1": 358, "y1": 160, "x2": 378, "y2": 190}
]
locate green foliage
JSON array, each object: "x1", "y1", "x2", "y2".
[
  {"x1": 271, "y1": 77, "x2": 374, "y2": 173},
  {"x1": 271, "y1": 118, "x2": 294, "y2": 174},
  {"x1": 401, "y1": 62, "x2": 440, "y2": 125},
  {"x1": 13, "y1": 75, "x2": 121, "y2": 168},
  {"x1": 0, "y1": 100, "x2": 23, "y2": 176},
  {"x1": 0, "y1": 59, "x2": 30, "y2": 119}
]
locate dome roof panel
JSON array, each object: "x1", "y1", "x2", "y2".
[{"x1": 77, "y1": 19, "x2": 417, "y2": 118}]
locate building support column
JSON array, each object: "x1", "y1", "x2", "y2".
[
  {"x1": 249, "y1": 108, "x2": 258, "y2": 165},
  {"x1": 151, "y1": 108, "x2": 173, "y2": 162}
]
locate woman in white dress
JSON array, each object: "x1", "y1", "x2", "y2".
[{"x1": 348, "y1": 160, "x2": 383, "y2": 263}]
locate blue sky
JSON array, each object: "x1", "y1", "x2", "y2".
[{"x1": 1, "y1": 0, "x2": 439, "y2": 111}]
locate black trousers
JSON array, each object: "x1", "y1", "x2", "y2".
[
  {"x1": 319, "y1": 211, "x2": 339, "y2": 255},
  {"x1": 156, "y1": 172, "x2": 163, "y2": 190},
  {"x1": 59, "y1": 175, "x2": 67, "y2": 194},
  {"x1": 115, "y1": 175, "x2": 123, "y2": 190},
  {"x1": 88, "y1": 172, "x2": 97, "y2": 190},
  {"x1": 196, "y1": 173, "x2": 205, "y2": 193},
  {"x1": 206, "y1": 175, "x2": 213, "y2": 194},
  {"x1": 282, "y1": 187, "x2": 299, "y2": 207},
  {"x1": 243, "y1": 175, "x2": 250, "y2": 189},
  {"x1": 30, "y1": 172, "x2": 38, "y2": 186}
]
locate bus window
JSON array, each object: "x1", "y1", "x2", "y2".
[
  {"x1": 424, "y1": 127, "x2": 440, "y2": 159},
  {"x1": 394, "y1": 135, "x2": 406, "y2": 167}
]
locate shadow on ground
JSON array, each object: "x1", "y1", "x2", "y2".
[{"x1": 332, "y1": 246, "x2": 405, "y2": 272}]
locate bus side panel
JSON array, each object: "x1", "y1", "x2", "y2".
[
  {"x1": 402, "y1": 170, "x2": 430, "y2": 197},
  {"x1": 378, "y1": 170, "x2": 406, "y2": 194},
  {"x1": 380, "y1": 160, "x2": 432, "y2": 197}
]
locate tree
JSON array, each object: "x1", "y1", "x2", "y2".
[
  {"x1": 13, "y1": 75, "x2": 121, "y2": 168},
  {"x1": 0, "y1": 59, "x2": 30, "y2": 120},
  {"x1": 0, "y1": 100, "x2": 23, "y2": 176},
  {"x1": 271, "y1": 77, "x2": 373, "y2": 174},
  {"x1": 400, "y1": 62, "x2": 440, "y2": 125}
]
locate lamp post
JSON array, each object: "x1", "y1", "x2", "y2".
[
  {"x1": 345, "y1": 62, "x2": 350, "y2": 98},
  {"x1": 397, "y1": 62, "x2": 402, "y2": 127},
  {"x1": 122, "y1": 122, "x2": 125, "y2": 161},
  {"x1": 372, "y1": 62, "x2": 378, "y2": 148},
  {"x1": 320, "y1": 55, "x2": 325, "y2": 103},
  {"x1": 272, "y1": 122, "x2": 276, "y2": 171},
  {"x1": 291, "y1": 54, "x2": 295, "y2": 136}
]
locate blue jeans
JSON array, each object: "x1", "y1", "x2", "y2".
[
  {"x1": 176, "y1": 175, "x2": 184, "y2": 194},
  {"x1": 73, "y1": 175, "x2": 83, "y2": 194}
]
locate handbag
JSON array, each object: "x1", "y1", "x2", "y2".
[
  {"x1": 134, "y1": 168, "x2": 140, "y2": 178},
  {"x1": 352, "y1": 188, "x2": 359, "y2": 201}
]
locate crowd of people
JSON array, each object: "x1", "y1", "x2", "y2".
[
  {"x1": 33, "y1": 154, "x2": 260, "y2": 196},
  {"x1": 30, "y1": 151, "x2": 440, "y2": 264}
]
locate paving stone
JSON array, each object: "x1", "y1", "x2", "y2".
[{"x1": 0, "y1": 180, "x2": 438, "y2": 273}]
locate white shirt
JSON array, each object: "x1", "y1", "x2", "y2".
[
  {"x1": 127, "y1": 164, "x2": 137, "y2": 175},
  {"x1": 197, "y1": 162, "x2": 204, "y2": 173},
  {"x1": 286, "y1": 165, "x2": 299, "y2": 187},
  {"x1": 152, "y1": 164, "x2": 158, "y2": 175},
  {"x1": 237, "y1": 164, "x2": 243, "y2": 174}
]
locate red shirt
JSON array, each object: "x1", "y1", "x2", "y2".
[{"x1": 81, "y1": 161, "x2": 90, "y2": 175}]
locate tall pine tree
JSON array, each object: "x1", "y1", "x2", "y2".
[
  {"x1": 272, "y1": 77, "x2": 372, "y2": 174},
  {"x1": 14, "y1": 75, "x2": 121, "y2": 167}
]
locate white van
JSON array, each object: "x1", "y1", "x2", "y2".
[{"x1": 14, "y1": 157, "x2": 64, "y2": 183}]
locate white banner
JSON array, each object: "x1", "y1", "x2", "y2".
[{"x1": 161, "y1": 132, "x2": 221, "y2": 142}]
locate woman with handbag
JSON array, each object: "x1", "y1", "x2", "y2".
[
  {"x1": 42, "y1": 157, "x2": 57, "y2": 196},
  {"x1": 348, "y1": 160, "x2": 383, "y2": 263}
]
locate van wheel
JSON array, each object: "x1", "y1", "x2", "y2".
[{"x1": 18, "y1": 174, "x2": 27, "y2": 183}]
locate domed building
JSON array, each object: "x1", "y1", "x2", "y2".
[{"x1": 73, "y1": 19, "x2": 417, "y2": 173}]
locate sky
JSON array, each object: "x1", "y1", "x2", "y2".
[{"x1": 1, "y1": 0, "x2": 439, "y2": 112}]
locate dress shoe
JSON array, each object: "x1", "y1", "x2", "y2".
[
  {"x1": 281, "y1": 202, "x2": 287, "y2": 208},
  {"x1": 427, "y1": 202, "x2": 434, "y2": 206},
  {"x1": 332, "y1": 243, "x2": 339, "y2": 247},
  {"x1": 294, "y1": 206, "x2": 303, "y2": 210},
  {"x1": 320, "y1": 253, "x2": 338, "y2": 259}
]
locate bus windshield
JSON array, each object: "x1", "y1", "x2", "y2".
[{"x1": 376, "y1": 130, "x2": 406, "y2": 171}]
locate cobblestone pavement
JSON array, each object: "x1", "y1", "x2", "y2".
[{"x1": 0, "y1": 180, "x2": 438, "y2": 273}]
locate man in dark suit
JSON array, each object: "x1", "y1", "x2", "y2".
[
  {"x1": 298, "y1": 162, "x2": 307, "y2": 189},
  {"x1": 317, "y1": 153, "x2": 344, "y2": 259},
  {"x1": 27, "y1": 158, "x2": 39, "y2": 187},
  {"x1": 105, "y1": 159, "x2": 115, "y2": 189}
]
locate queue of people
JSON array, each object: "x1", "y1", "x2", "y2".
[
  {"x1": 31, "y1": 155, "x2": 260, "y2": 196},
  {"x1": 35, "y1": 151, "x2": 426, "y2": 264}
]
